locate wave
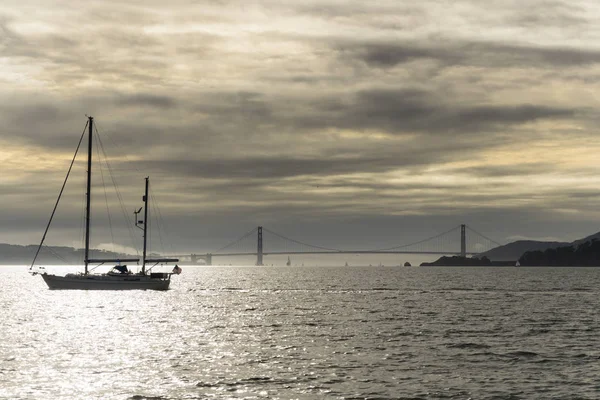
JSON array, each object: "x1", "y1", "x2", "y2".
[{"x1": 447, "y1": 342, "x2": 491, "y2": 350}]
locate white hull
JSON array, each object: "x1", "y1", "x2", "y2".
[{"x1": 40, "y1": 273, "x2": 171, "y2": 290}]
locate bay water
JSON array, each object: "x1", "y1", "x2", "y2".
[{"x1": 1, "y1": 265, "x2": 599, "y2": 399}]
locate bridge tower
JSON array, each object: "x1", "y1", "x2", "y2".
[
  {"x1": 460, "y1": 224, "x2": 466, "y2": 258},
  {"x1": 256, "y1": 226, "x2": 264, "y2": 266},
  {"x1": 190, "y1": 253, "x2": 212, "y2": 265}
]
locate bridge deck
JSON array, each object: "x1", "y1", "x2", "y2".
[{"x1": 174, "y1": 250, "x2": 480, "y2": 258}]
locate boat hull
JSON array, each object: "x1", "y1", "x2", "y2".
[{"x1": 40, "y1": 273, "x2": 171, "y2": 290}]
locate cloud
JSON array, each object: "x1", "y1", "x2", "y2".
[
  {"x1": 445, "y1": 163, "x2": 557, "y2": 178},
  {"x1": 334, "y1": 39, "x2": 600, "y2": 70},
  {"x1": 279, "y1": 88, "x2": 578, "y2": 136},
  {"x1": 509, "y1": 0, "x2": 589, "y2": 28},
  {"x1": 1, "y1": 0, "x2": 600, "y2": 251},
  {"x1": 116, "y1": 93, "x2": 177, "y2": 108}
]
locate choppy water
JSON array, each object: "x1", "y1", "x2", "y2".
[{"x1": 1, "y1": 265, "x2": 600, "y2": 399}]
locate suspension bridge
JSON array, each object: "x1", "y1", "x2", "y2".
[{"x1": 169, "y1": 224, "x2": 502, "y2": 265}]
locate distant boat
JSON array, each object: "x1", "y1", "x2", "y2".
[
  {"x1": 286, "y1": 256, "x2": 291, "y2": 266},
  {"x1": 515, "y1": 260, "x2": 521, "y2": 267},
  {"x1": 30, "y1": 116, "x2": 179, "y2": 290}
]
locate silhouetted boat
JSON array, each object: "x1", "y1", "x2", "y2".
[{"x1": 30, "y1": 116, "x2": 179, "y2": 290}]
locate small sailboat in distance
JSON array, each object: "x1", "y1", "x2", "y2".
[{"x1": 30, "y1": 116, "x2": 179, "y2": 290}]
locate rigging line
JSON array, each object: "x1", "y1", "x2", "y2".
[
  {"x1": 155, "y1": 196, "x2": 174, "y2": 256},
  {"x1": 262, "y1": 227, "x2": 342, "y2": 252},
  {"x1": 30, "y1": 121, "x2": 88, "y2": 270},
  {"x1": 369, "y1": 225, "x2": 461, "y2": 252},
  {"x1": 157, "y1": 192, "x2": 175, "y2": 255},
  {"x1": 465, "y1": 225, "x2": 503, "y2": 247},
  {"x1": 93, "y1": 119, "x2": 141, "y2": 174},
  {"x1": 96, "y1": 128, "x2": 140, "y2": 256},
  {"x1": 41, "y1": 244, "x2": 71, "y2": 265},
  {"x1": 150, "y1": 191, "x2": 164, "y2": 255},
  {"x1": 154, "y1": 202, "x2": 165, "y2": 255},
  {"x1": 149, "y1": 188, "x2": 168, "y2": 256},
  {"x1": 95, "y1": 131, "x2": 115, "y2": 251},
  {"x1": 213, "y1": 227, "x2": 258, "y2": 254}
]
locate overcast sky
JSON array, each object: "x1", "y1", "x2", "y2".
[{"x1": 2, "y1": 0, "x2": 600, "y2": 255}]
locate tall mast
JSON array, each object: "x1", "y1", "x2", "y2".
[
  {"x1": 141, "y1": 176, "x2": 149, "y2": 274},
  {"x1": 84, "y1": 116, "x2": 93, "y2": 274}
]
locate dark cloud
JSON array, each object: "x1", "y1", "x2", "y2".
[
  {"x1": 127, "y1": 132, "x2": 499, "y2": 182},
  {"x1": 116, "y1": 93, "x2": 177, "y2": 108},
  {"x1": 134, "y1": 155, "x2": 399, "y2": 180},
  {"x1": 0, "y1": 84, "x2": 579, "y2": 189},
  {"x1": 335, "y1": 39, "x2": 600, "y2": 69},
  {"x1": 287, "y1": 88, "x2": 577, "y2": 135},
  {"x1": 452, "y1": 104, "x2": 575, "y2": 126},
  {"x1": 476, "y1": 42, "x2": 600, "y2": 67},
  {"x1": 446, "y1": 163, "x2": 557, "y2": 178},
  {"x1": 336, "y1": 42, "x2": 457, "y2": 67}
]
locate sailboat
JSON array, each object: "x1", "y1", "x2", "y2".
[{"x1": 30, "y1": 116, "x2": 179, "y2": 290}]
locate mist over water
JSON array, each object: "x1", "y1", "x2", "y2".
[{"x1": 1, "y1": 265, "x2": 599, "y2": 399}]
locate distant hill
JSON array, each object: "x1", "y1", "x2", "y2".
[
  {"x1": 425, "y1": 232, "x2": 600, "y2": 267},
  {"x1": 421, "y1": 256, "x2": 514, "y2": 267},
  {"x1": 479, "y1": 240, "x2": 569, "y2": 261},
  {"x1": 0, "y1": 243, "x2": 135, "y2": 265},
  {"x1": 572, "y1": 231, "x2": 600, "y2": 247},
  {"x1": 519, "y1": 239, "x2": 600, "y2": 266}
]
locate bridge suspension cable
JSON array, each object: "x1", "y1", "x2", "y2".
[
  {"x1": 262, "y1": 227, "x2": 343, "y2": 252},
  {"x1": 213, "y1": 227, "x2": 258, "y2": 254},
  {"x1": 465, "y1": 225, "x2": 503, "y2": 247},
  {"x1": 370, "y1": 225, "x2": 461, "y2": 252}
]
